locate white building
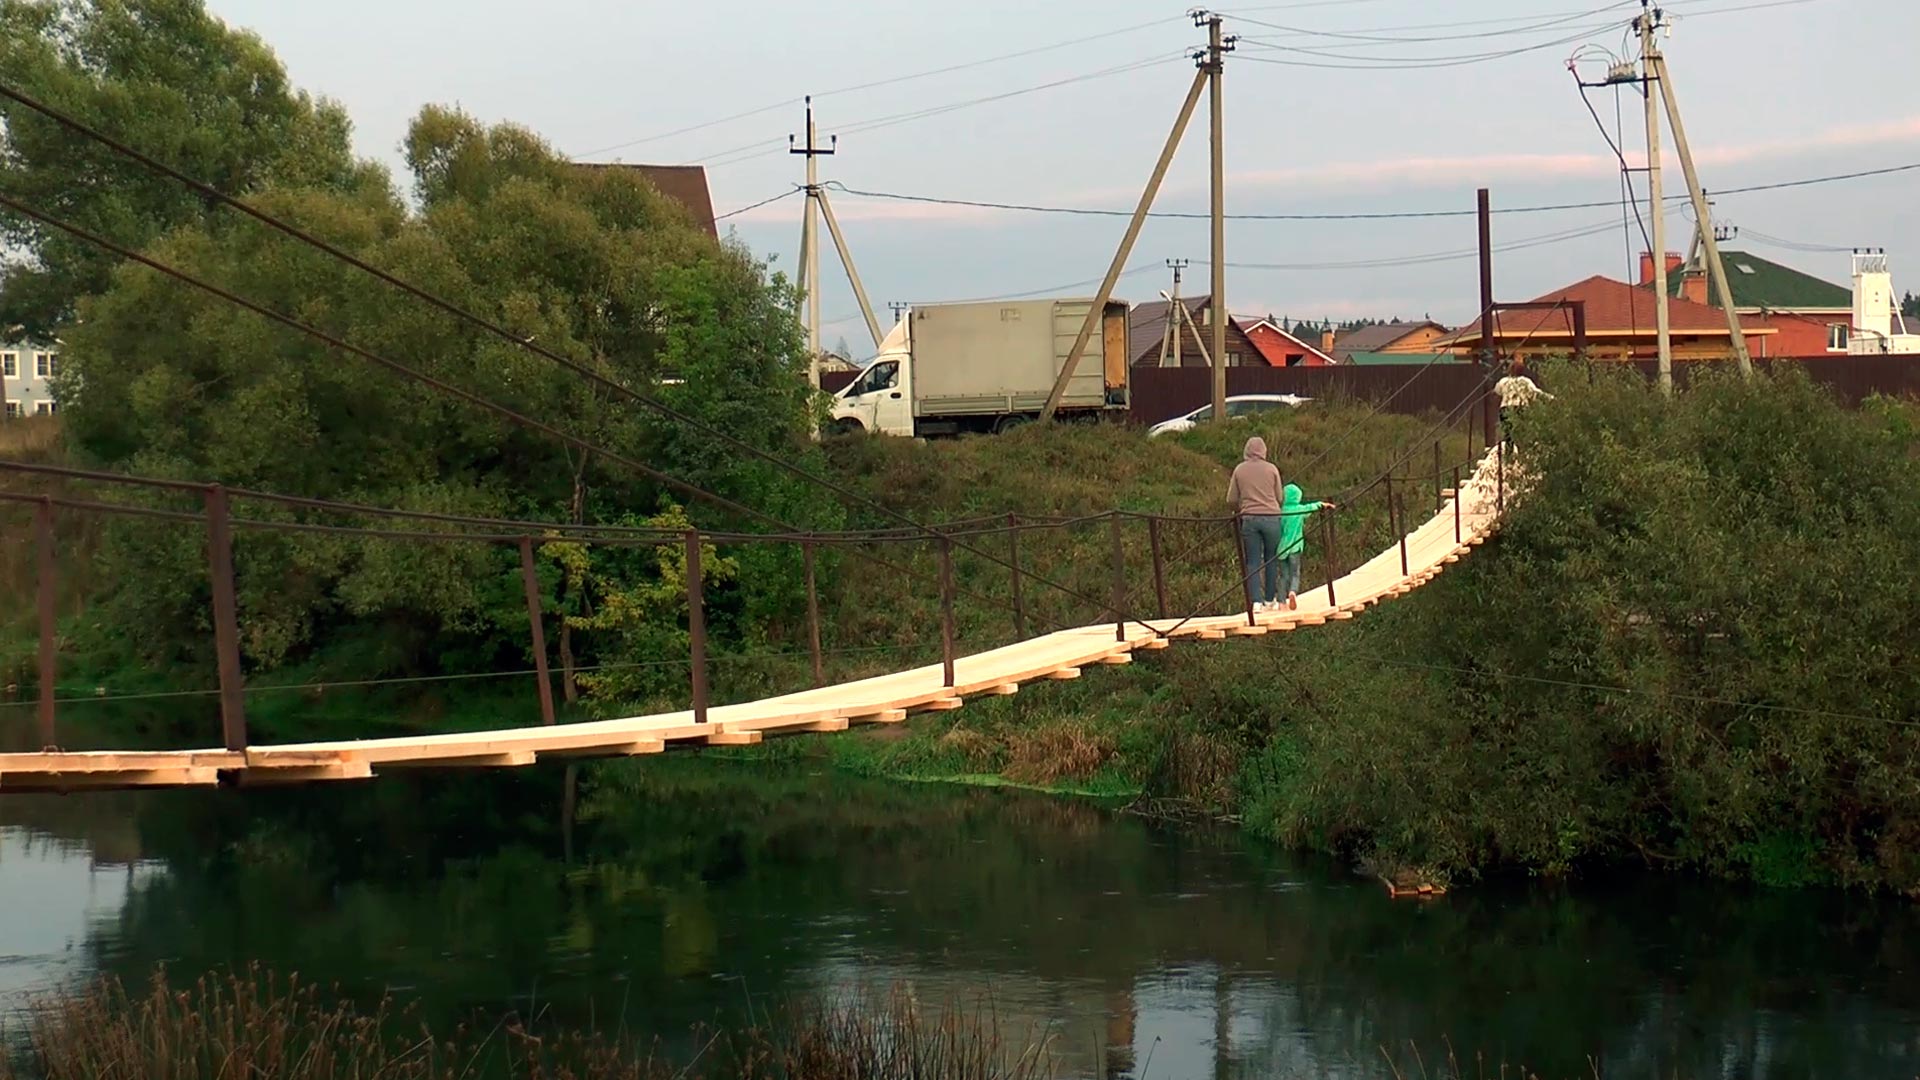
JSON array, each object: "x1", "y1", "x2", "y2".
[
  {"x1": 1846, "y1": 250, "x2": 1920, "y2": 355},
  {"x1": 0, "y1": 341, "x2": 60, "y2": 417}
]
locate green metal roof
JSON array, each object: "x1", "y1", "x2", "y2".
[
  {"x1": 1344, "y1": 351, "x2": 1463, "y2": 365},
  {"x1": 1663, "y1": 250, "x2": 1851, "y2": 311}
]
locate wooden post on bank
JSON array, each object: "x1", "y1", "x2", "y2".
[
  {"x1": 684, "y1": 529, "x2": 708, "y2": 725},
  {"x1": 1109, "y1": 514, "x2": 1126, "y2": 642},
  {"x1": 518, "y1": 536, "x2": 558, "y2": 727},
  {"x1": 939, "y1": 537, "x2": 957, "y2": 688},
  {"x1": 803, "y1": 538, "x2": 824, "y2": 688},
  {"x1": 35, "y1": 496, "x2": 57, "y2": 749},
  {"x1": 202, "y1": 484, "x2": 248, "y2": 752}
]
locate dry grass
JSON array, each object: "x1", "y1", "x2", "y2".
[
  {"x1": 1003, "y1": 722, "x2": 1114, "y2": 785},
  {"x1": 0, "y1": 415, "x2": 62, "y2": 463},
  {"x1": 0, "y1": 968, "x2": 1058, "y2": 1080}
]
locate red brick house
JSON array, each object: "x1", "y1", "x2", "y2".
[
  {"x1": 1236, "y1": 317, "x2": 1337, "y2": 366},
  {"x1": 1440, "y1": 274, "x2": 1775, "y2": 360}
]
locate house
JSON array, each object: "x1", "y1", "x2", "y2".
[
  {"x1": 1438, "y1": 275, "x2": 1775, "y2": 360},
  {"x1": 1331, "y1": 319, "x2": 1449, "y2": 364},
  {"x1": 1846, "y1": 249, "x2": 1920, "y2": 355},
  {"x1": 1128, "y1": 295, "x2": 1260, "y2": 368},
  {"x1": 1236, "y1": 317, "x2": 1336, "y2": 366},
  {"x1": 1, "y1": 341, "x2": 60, "y2": 418},
  {"x1": 1642, "y1": 249, "x2": 1852, "y2": 356},
  {"x1": 572, "y1": 163, "x2": 719, "y2": 240}
]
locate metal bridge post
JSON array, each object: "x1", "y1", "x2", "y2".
[
  {"x1": 1433, "y1": 442, "x2": 1443, "y2": 512},
  {"x1": 518, "y1": 536, "x2": 557, "y2": 727},
  {"x1": 1232, "y1": 515, "x2": 1255, "y2": 625},
  {"x1": 202, "y1": 484, "x2": 248, "y2": 752},
  {"x1": 939, "y1": 537, "x2": 957, "y2": 688},
  {"x1": 35, "y1": 497, "x2": 57, "y2": 749},
  {"x1": 1109, "y1": 514, "x2": 1126, "y2": 642},
  {"x1": 803, "y1": 537, "x2": 824, "y2": 688},
  {"x1": 1006, "y1": 513, "x2": 1027, "y2": 640},
  {"x1": 1395, "y1": 484, "x2": 1410, "y2": 578},
  {"x1": 1147, "y1": 516, "x2": 1168, "y2": 620},
  {"x1": 1323, "y1": 511, "x2": 1338, "y2": 607},
  {"x1": 1497, "y1": 442, "x2": 1506, "y2": 515},
  {"x1": 684, "y1": 529, "x2": 708, "y2": 724},
  {"x1": 1453, "y1": 466, "x2": 1463, "y2": 543}
]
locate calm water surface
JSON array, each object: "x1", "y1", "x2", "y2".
[{"x1": 2, "y1": 758, "x2": 1917, "y2": 1079}]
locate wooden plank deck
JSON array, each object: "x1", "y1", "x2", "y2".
[{"x1": 0, "y1": 450, "x2": 1505, "y2": 792}]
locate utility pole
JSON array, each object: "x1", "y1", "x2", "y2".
[
  {"x1": 1166, "y1": 259, "x2": 1189, "y2": 368},
  {"x1": 1203, "y1": 10, "x2": 1234, "y2": 424},
  {"x1": 791, "y1": 97, "x2": 833, "y2": 389},
  {"x1": 1639, "y1": 9, "x2": 1672, "y2": 394},
  {"x1": 1040, "y1": 52, "x2": 1211, "y2": 420},
  {"x1": 1645, "y1": 7, "x2": 1751, "y2": 375}
]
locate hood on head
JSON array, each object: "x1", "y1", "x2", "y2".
[
  {"x1": 1282, "y1": 483, "x2": 1302, "y2": 506},
  {"x1": 1242, "y1": 436, "x2": 1267, "y2": 461}
]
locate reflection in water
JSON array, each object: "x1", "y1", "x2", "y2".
[{"x1": 0, "y1": 760, "x2": 1917, "y2": 1078}]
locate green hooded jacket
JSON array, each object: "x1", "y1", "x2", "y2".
[{"x1": 1278, "y1": 483, "x2": 1323, "y2": 558}]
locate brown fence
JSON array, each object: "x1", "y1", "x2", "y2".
[
  {"x1": 822, "y1": 370, "x2": 857, "y2": 395},
  {"x1": 1128, "y1": 356, "x2": 1920, "y2": 425}
]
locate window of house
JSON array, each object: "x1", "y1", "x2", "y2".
[
  {"x1": 1285, "y1": 353, "x2": 1305, "y2": 366},
  {"x1": 34, "y1": 400, "x2": 55, "y2": 416},
  {"x1": 4, "y1": 402, "x2": 17, "y2": 419},
  {"x1": 34, "y1": 352, "x2": 54, "y2": 378},
  {"x1": 1, "y1": 353, "x2": 15, "y2": 378},
  {"x1": 1827, "y1": 324, "x2": 1849, "y2": 351}
]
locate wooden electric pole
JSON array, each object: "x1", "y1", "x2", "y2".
[
  {"x1": 791, "y1": 98, "x2": 831, "y2": 390},
  {"x1": 1639, "y1": 10, "x2": 1672, "y2": 393},
  {"x1": 1041, "y1": 14, "x2": 1231, "y2": 421},
  {"x1": 1166, "y1": 259, "x2": 1188, "y2": 368},
  {"x1": 1203, "y1": 10, "x2": 1233, "y2": 424},
  {"x1": 1644, "y1": 5, "x2": 1751, "y2": 376}
]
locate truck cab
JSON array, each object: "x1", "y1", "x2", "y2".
[
  {"x1": 829, "y1": 319, "x2": 912, "y2": 436},
  {"x1": 832, "y1": 354, "x2": 910, "y2": 436}
]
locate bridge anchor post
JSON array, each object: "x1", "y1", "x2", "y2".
[
  {"x1": 202, "y1": 484, "x2": 248, "y2": 752},
  {"x1": 803, "y1": 538, "x2": 824, "y2": 688},
  {"x1": 685, "y1": 529, "x2": 709, "y2": 724},
  {"x1": 35, "y1": 496, "x2": 57, "y2": 749},
  {"x1": 518, "y1": 536, "x2": 557, "y2": 727},
  {"x1": 1109, "y1": 514, "x2": 1126, "y2": 642},
  {"x1": 1147, "y1": 516, "x2": 1168, "y2": 620},
  {"x1": 938, "y1": 537, "x2": 957, "y2": 688}
]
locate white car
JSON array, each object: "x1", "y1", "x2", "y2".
[{"x1": 1147, "y1": 393, "x2": 1311, "y2": 437}]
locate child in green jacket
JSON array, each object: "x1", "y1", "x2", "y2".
[{"x1": 1278, "y1": 483, "x2": 1334, "y2": 610}]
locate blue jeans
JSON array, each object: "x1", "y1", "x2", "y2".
[
  {"x1": 1239, "y1": 515, "x2": 1281, "y2": 604},
  {"x1": 1279, "y1": 553, "x2": 1301, "y2": 599}
]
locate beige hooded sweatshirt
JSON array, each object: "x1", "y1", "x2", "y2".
[{"x1": 1226, "y1": 436, "x2": 1284, "y2": 516}]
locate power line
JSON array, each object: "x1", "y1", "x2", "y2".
[
  {"x1": 1234, "y1": 1, "x2": 1635, "y2": 47},
  {"x1": 819, "y1": 161, "x2": 1920, "y2": 223},
  {"x1": 712, "y1": 187, "x2": 801, "y2": 222},
  {"x1": 574, "y1": 16, "x2": 1182, "y2": 159},
  {"x1": 0, "y1": 97, "x2": 1154, "y2": 637}
]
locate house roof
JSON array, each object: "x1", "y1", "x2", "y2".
[
  {"x1": 575, "y1": 163, "x2": 718, "y2": 239},
  {"x1": 1663, "y1": 250, "x2": 1851, "y2": 311},
  {"x1": 1442, "y1": 275, "x2": 1775, "y2": 345},
  {"x1": 1345, "y1": 350, "x2": 1463, "y2": 365},
  {"x1": 1331, "y1": 320, "x2": 1446, "y2": 362},
  {"x1": 1234, "y1": 317, "x2": 1335, "y2": 365}
]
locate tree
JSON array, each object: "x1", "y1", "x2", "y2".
[
  {"x1": 63, "y1": 104, "x2": 833, "y2": 696},
  {"x1": 1902, "y1": 291, "x2": 1918, "y2": 319},
  {"x1": 0, "y1": 0, "x2": 380, "y2": 335}
]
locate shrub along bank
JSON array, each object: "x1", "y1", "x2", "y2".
[{"x1": 745, "y1": 368, "x2": 1920, "y2": 893}]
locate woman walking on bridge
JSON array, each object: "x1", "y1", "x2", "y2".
[{"x1": 1228, "y1": 436, "x2": 1286, "y2": 612}]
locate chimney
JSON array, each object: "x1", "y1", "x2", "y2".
[
  {"x1": 1680, "y1": 268, "x2": 1708, "y2": 306},
  {"x1": 1319, "y1": 325, "x2": 1336, "y2": 357},
  {"x1": 1638, "y1": 251, "x2": 1685, "y2": 286}
]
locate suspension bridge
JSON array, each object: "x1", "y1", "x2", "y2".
[{"x1": 0, "y1": 446, "x2": 1508, "y2": 792}]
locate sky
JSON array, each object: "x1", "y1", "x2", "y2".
[{"x1": 207, "y1": 0, "x2": 1920, "y2": 356}]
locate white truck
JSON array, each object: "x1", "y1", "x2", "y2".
[{"x1": 828, "y1": 297, "x2": 1131, "y2": 437}]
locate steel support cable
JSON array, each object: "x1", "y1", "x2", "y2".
[{"x1": 0, "y1": 85, "x2": 1163, "y2": 639}]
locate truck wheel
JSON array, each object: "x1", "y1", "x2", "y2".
[
  {"x1": 994, "y1": 414, "x2": 1034, "y2": 435},
  {"x1": 829, "y1": 418, "x2": 865, "y2": 437}
]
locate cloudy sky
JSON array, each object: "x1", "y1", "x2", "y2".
[{"x1": 209, "y1": 0, "x2": 1918, "y2": 354}]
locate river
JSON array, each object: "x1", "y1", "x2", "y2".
[{"x1": 2, "y1": 757, "x2": 1918, "y2": 1078}]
